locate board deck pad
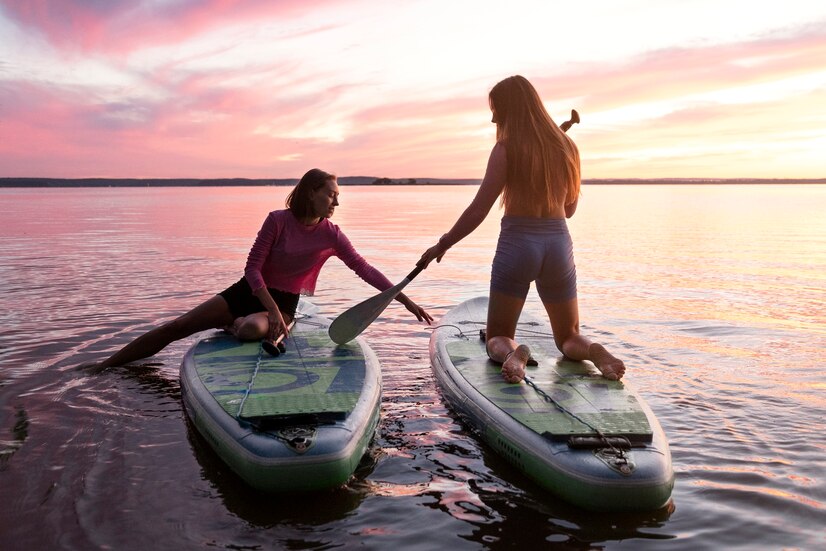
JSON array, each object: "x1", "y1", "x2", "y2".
[
  {"x1": 446, "y1": 334, "x2": 652, "y2": 440},
  {"x1": 193, "y1": 332, "x2": 365, "y2": 419}
]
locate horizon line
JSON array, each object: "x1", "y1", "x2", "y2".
[{"x1": 1, "y1": 176, "x2": 825, "y2": 188}]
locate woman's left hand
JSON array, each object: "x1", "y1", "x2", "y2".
[{"x1": 400, "y1": 296, "x2": 433, "y2": 325}]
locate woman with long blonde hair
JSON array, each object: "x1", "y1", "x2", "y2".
[{"x1": 418, "y1": 75, "x2": 624, "y2": 383}]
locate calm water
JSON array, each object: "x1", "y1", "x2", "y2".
[{"x1": 1, "y1": 185, "x2": 824, "y2": 550}]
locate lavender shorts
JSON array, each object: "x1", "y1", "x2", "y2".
[{"x1": 490, "y1": 216, "x2": 577, "y2": 303}]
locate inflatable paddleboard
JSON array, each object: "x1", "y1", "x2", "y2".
[
  {"x1": 181, "y1": 300, "x2": 381, "y2": 492},
  {"x1": 430, "y1": 297, "x2": 673, "y2": 511}
]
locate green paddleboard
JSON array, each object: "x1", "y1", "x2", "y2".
[
  {"x1": 181, "y1": 301, "x2": 381, "y2": 492},
  {"x1": 430, "y1": 296, "x2": 674, "y2": 511}
]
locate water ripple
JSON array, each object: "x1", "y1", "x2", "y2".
[{"x1": 2, "y1": 185, "x2": 825, "y2": 549}]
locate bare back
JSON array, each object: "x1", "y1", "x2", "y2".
[{"x1": 504, "y1": 195, "x2": 567, "y2": 219}]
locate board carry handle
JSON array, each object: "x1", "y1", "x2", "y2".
[{"x1": 566, "y1": 435, "x2": 633, "y2": 450}]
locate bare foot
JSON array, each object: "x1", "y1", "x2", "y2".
[
  {"x1": 589, "y1": 343, "x2": 625, "y2": 381},
  {"x1": 502, "y1": 344, "x2": 531, "y2": 384},
  {"x1": 223, "y1": 317, "x2": 244, "y2": 336}
]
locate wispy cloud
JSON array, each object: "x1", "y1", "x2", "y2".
[
  {"x1": 0, "y1": 0, "x2": 339, "y2": 53},
  {"x1": 1, "y1": 0, "x2": 825, "y2": 178}
]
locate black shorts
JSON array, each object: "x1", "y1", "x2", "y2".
[{"x1": 218, "y1": 277, "x2": 299, "y2": 319}]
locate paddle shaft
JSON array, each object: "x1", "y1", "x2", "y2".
[{"x1": 404, "y1": 264, "x2": 424, "y2": 283}]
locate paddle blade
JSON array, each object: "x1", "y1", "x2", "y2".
[{"x1": 328, "y1": 279, "x2": 409, "y2": 344}]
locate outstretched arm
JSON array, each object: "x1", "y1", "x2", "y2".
[
  {"x1": 419, "y1": 109, "x2": 580, "y2": 265},
  {"x1": 394, "y1": 291, "x2": 434, "y2": 324},
  {"x1": 335, "y1": 231, "x2": 434, "y2": 324},
  {"x1": 418, "y1": 142, "x2": 507, "y2": 267}
]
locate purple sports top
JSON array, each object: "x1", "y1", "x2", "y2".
[{"x1": 244, "y1": 209, "x2": 393, "y2": 296}]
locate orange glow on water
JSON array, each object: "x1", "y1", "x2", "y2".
[
  {"x1": 2, "y1": 183, "x2": 824, "y2": 548},
  {"x1": 693, "y1": 480, "x2": 824, "y2": 510}
]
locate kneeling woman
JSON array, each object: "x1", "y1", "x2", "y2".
[{"x1": 100, "y1": 168, "x2": 432, "y2": 368}]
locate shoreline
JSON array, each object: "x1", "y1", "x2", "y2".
[{"x1": 1, "y1": 177, "x2": 824, "y2": 188}]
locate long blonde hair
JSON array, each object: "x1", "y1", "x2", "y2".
[{"x1": 489, "y1": 76, "x2": 580, "y2": 213}]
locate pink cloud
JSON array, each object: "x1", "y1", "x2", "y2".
[
  {"x1": 0, "y1": 0, "x2": 340, "y2": 54},
  {"x1": 2, "y1": 10, "x2": 824, "y2": 179},
  {"x1": 533, "y1": 25, "x2": 826, "y2": 113},
  {"x1": 576, "y1": 85, "x2": 826, "y2": 179}
]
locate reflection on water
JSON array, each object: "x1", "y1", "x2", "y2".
[
  {"x1": 0, "y1": 185, "x2": 824, "y2": 549},
  {"x1": 184, "y1": 415, "x2": 368, "y2": 526},
  {"x1": 0, "y1": 407, "x2": 28, "y2": 470}
]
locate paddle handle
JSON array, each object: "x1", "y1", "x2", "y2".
[
  {"x1": 559, "y1": 109, "x2": 580, "y2": 132},
  {"x1": 405, "y1": 264, "x2": 425, "y2": 282}
]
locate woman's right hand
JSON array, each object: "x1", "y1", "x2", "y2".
[
  {"x1": 266, "y1": 307, "x2": 289, "y2": 342},
  {"x1": 417, "y1": 241, "x2": 448, "y2": 269}
]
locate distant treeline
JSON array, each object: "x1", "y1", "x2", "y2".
[
  {"x1": 583, "y1": 178, "x2": 826, "y2": 185},
  {"x1": 1, "y1": 177, "x2": 824, "y2": 188},
  {"x1": 0, "y1": 176, "x2": 481, "y2": 187}
]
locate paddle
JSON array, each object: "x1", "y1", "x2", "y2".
[
  {"x1": 328, "y1": 109, "x2": 581, "y2": 345},
  {"x1": 328, "y1": 265, "x2": 424, "y2": 344}
]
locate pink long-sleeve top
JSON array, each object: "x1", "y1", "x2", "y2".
[{"x1": 244, "y1": 209, "x2": 393, "y2": 296}]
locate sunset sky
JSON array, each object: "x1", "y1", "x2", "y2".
[{"x1": 1, "y1": 0, "x2": 824, "y2": 180}]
